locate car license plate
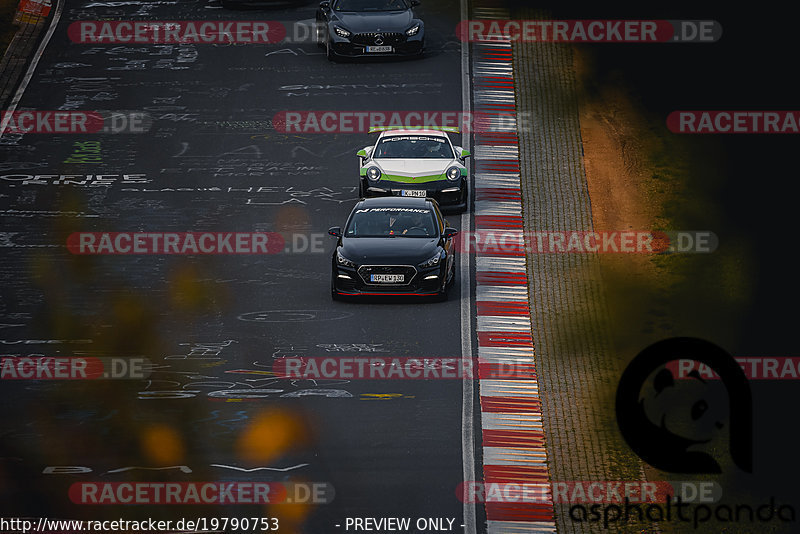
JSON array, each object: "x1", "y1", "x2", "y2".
[
  {"x1": 366, "y1": 45, "x2": 393, "y2": 53},
  {"x1": 401, "y1": 189, "x2": 426, "y2": 197},
  {"x1": 370, "y1": 274, "x2": 404, "y2": 283}
]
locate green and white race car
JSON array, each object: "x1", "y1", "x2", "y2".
[{"x1": 357, "y1": 126, "x2": 470, "y2": 212}]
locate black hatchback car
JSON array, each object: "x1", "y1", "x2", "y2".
[
  {"x1": 329, "y1": 197, "x2": 457, "y2": 299},
  {"x1": 316, "y1": 0, "x2": 424, "y2": 60}
]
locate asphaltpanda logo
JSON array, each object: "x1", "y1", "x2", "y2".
[
  {"x1": 616, "y1": 337, "x2": 752, "y2": 474},
  {"x1": 560, "y1": 338, "x2": 788, "y2": 529}
]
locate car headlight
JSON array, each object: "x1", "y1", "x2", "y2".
[
  {"x1": 333, "y1": 26, "x2": 351, "y2": 38},
  {"x1": 366, "y1": 166, "x2": 382, "y2": 181},
  {"x1": 419, "y1": 250, "x2": 444, "y2": 268},
  {"x1": 336, "y1": 249, "x2": 356, "y2": 267},
  {"x1": 446, "y1": 166, "x2": 461, "y2": 181},
  {"x1": 406, "y1": 24, "x2": 420, "y2": 36}
]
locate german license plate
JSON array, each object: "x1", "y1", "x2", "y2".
[
  {"x1": 370, "y1": 274, "x2": 404, "y2": 283},
  {"x1": 366, "y1": 45, "x2": 393, "y2": 53},
  {"x1": 401, "y1": 189, "x2": 426, "y2": 197}
]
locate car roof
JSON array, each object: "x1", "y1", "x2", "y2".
[
  {"x1": 378, "y1": 129, "x2": 450, "y2": 139},
  {"x1": 355, "y1": 196, "x2": 434, "y2": 209}
]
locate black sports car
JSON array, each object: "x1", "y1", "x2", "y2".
[
  {"x1": 329, "y1": 197, "x2": 457, "y2": 299},
  {"x1": 315, "y1": 0, "x2": 425, "y2": 61}
]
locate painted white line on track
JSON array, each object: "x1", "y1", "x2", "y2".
[{"x1": 460, "y1": 0, "x2": 476, "y2": 533}]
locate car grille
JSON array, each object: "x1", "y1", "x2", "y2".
[
  {"x1": 358, "y1": 265, "x2": 417, "y2": 286},
  {"x1": 352, "y1": 32, "x2": 405, "y2": 46}
]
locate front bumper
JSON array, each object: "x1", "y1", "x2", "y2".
[
  {"x1": 332, "y1": 263, "x2": 444, "y2": 296},
  {"x1": 329, "y1": 30, "x2": 424, "y2": 58},
  {"x1": 361, "y1": 179, "x2": 467, "y2": 210}
]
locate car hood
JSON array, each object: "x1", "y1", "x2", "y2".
[
  {"x1": 333, "y1": 11, "x2": 414, "y2": 33},
  {"x1": 340, "y1": 237, "x2": 439, "y2": 265},
  {"x1": 373, "y1": 158, "x2": 457, "y2": 178}
]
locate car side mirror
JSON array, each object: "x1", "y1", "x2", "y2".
[
  {"x1": 460, "y1": 149, "x2": 471, "y2": 158},
  {"x1": 357, "y1": 146, "x2": 372, "y2": 166},
  {"x1": 443, "y1": 227, "x2": 458, "y2": 239},
  {"x1": 328, "y1": 226, "x2": 341, "y2": 237}
]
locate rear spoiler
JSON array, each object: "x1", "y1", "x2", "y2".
[{"x1": 368, "y1": 126, "x2": 460, "y2": 134}]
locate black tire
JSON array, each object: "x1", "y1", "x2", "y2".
[
  {"x1": 358, "y1": 181, "x2": 365, "y2": 198},
  {"x1": 316, "y1": 21, "x2": 325, "y2": 48},
  {"x1": 326, "y1": 39, "x2": 336, "y2": 62},
  {"x1": 435, "y1": 284, "x2": 449, "y2": 302},
  {"x1": 438, "y1": 257, "x2": 457, "y2": 302},
  {"x1": 447, "y1": 258, "x2": 456, "y2": 288},
  {"x1": 435, "y1": 267, "x2": 451, "y2": 302}
]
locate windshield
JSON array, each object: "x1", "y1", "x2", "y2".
[
  {"x1": 334, "y1": 0, "x2": 409, "y2": 11},
  {"x1": 345, "y1": 207, "x2": 437, "y2": 237},
  {"x1": 374, "y1": 135, "x2": 455, "y2": 159}
]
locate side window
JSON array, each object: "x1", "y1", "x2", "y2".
[{"x1": 345, "y1": 209, "x2": 358, "y2": 236}]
